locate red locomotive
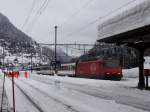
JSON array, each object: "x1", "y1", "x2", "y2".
[{"x1": 75, "y1": 58, "x2": 122, "y2": 80}]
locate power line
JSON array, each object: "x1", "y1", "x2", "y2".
[
  {"x1": 39, "y1": 43, "x2": 95, "y2": 46},
  {"x1": 22, "y1": 0, "x2": 37, "y2": 30},
  {"x1": 26, "y1": 0, "x2": 52, "y2": 33},
  {"x1": 65, "y1": 0, "x2": 137, "y2": 37},
  {"x1": 60, "y1": 0, "x2": 95, "y2": 28},
  {"x1": 37, "y1": 0, "x2": 51, "y2": 14},
  {"x1": 67, "y1": 46, "x2": 90, "y2": 51},
  {"x1": 37, "y1": 0, "x2": 48, "y2": 14},
  {"x1": 28, "y1": 0, "x2": 49, "y2": 29}
]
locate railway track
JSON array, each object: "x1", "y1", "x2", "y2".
[
  {"x1": 16, "y1": 78, "x2": 80, "y2": 112},
  {"x1": 0, "y1": 76, "x2": 10, "y2": 112},
  {"x1": 29, "y1": 76, "x2": 113, "y2": 101},
  {"x1": 29, "y1": 76, "x2": 150, "y2": 112},
  {"x1": 14, "y1": 82, "x2": 44, "y2": 112}
]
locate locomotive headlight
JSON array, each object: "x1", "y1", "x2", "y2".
[
  {"x1": 117, "y1": 73, "x2": 121, "y2": 75},
  {"x1": 106, "y1": 73, "x2": 110, "y2": 75}
]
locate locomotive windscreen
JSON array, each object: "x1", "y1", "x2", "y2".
[{"x1": 105, "y1": 60, "x2": 120, "y2": 67}]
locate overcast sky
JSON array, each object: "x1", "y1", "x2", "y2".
[{"x1": 0, "y1": 0, "x2": 145, "y2": 45}]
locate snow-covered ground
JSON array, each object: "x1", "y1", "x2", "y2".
[
  {"x1": 1, "y1": 65, "x2": 150, "y2": 112},
  {"x1": 0, "y1": 73, "x2": 8, "y2": 112},
  {"x1": 1, "y1": 58, "x2": 150, "y2": 112},
  {"x1": 3, "y1": 76, "x2": 148, "y2": 112}
]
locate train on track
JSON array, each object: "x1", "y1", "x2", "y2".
[{"x1": 60, "y1": 58, "x2": 123, "y2": 80}]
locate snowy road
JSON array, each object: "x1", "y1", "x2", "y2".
[{"x1": 3, "y1": 71, "x2": 150, "y2": 112}]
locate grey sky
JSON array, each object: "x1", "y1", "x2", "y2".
[{"x1": 0, "y1": 0, "x2": 144, "y2": 45}]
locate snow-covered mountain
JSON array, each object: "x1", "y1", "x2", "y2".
[
  {"x1": 0, "y1": 12, "x2": 36, "y2": 54},
  {"x1": 0, "y1": 13, "x2": 73, "y2": 65}
]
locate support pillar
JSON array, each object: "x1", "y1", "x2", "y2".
[{"x1": 138, "y1": 50, "x2": 145, "y2": 89}]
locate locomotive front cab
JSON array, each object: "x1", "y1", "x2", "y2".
[{"x1": 104, "y1": 59, "x2": 123, "y2": 80}]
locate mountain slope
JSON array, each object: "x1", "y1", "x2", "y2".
[
  {"x1": 0, "y1": 13, "x2": 72, "y2": 64},
  {"x1": 0, "y1": 13, "x2": 36, "y2": 55},
  {"x1": 0, "y1": 13, "x2": 33, "y2": 43}
]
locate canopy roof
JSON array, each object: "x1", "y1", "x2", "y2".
[{"x1": 97, "y1": 0, "x2": 150, "y2": 44}]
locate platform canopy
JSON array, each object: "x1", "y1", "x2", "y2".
[
  {"x1": 97, "y1": 0, "x2": 150, "y2": 45},
  {"x1": 97, "y1": 0, "x2": 150, "y2": 89}
]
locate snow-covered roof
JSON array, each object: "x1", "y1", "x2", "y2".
[{"x1": 98, "y1": 0, "x2": 150, "y2": 40}]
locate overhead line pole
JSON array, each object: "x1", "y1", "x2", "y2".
[
  {"x1": 54, "y1": 26, "x2": 57, "y2": 75},
  {"x1": 31, "y1": 51, "x2": 33, "y2": 73}
]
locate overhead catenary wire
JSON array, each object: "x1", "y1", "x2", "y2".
[
  {"x1": 59, "y1": 0, "x2": 95, "y2": 27},
  {"x1": 60, "y1": 45, "x2": 85, "y2": 51},
  {"x1": 26, "y1": 0, "x2": 50, "y2": 32},
  {"x1": 22, "y1": 0, "x2": 37, "y2": 30},
  {"x1": 25, "y1": 0, "x2": 52, "y2": 33},
  {"x1": 60, "y1": 45, "x2": 92, "y2": 56},
  {"x1": 65, "y1": 0, "x2": 137, "y2": 37},
  {"x1": 37, "y1": 0, "x2": 50, "y2": 14}
]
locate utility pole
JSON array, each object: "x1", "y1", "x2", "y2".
[
  {"x1": 54, "y1": 25, "x2": 57, "y2": 75},
  {"x1": 2, "y1": 47, "x2": 4, "y2": 71},
  {"x1": 66, "y1": 45, "x2": 68, "y2": 56},
  {"x1": 30, "y1": 46, "x2": 33, "y2": 73},
  {"x1": 31, "y1": 51, "x2": 33, "y2": 73},
  {"x1": 21, "y1": 45, "x2": 24, "y2": 68},
  {"x1": 83, "y1": 45, "x2": 86, "y2": 54},
  {"x1": 40, "y1": 47, "x2": 42, "y2": 65}
]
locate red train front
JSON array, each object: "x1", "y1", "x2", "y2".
[{"x1": 75, "y1": 59, "x2": 122, "y2": 80}]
